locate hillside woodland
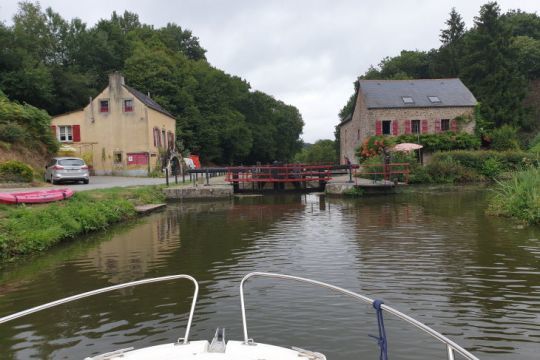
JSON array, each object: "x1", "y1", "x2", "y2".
[{"x1": 0, "y1": 2, "x2": 304, "y2": 165}]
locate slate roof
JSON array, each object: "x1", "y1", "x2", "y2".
[
  {"x1": 359, "y1": 79, "x2": 477, "y2": 109},
  {"x1": 123, "y1": 85, "x2": 174, "y2": 118}
]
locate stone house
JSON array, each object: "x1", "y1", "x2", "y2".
[
  {"x1": 51, "y1": 73, "x2": 176, "y2": 176},
  {"x1": 339, "y1": 79, "x2": 477, "y2": 164}
]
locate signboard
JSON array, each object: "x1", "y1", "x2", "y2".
[{"x1": 127, "y1": 153, "x2": 148, "y2": 165}]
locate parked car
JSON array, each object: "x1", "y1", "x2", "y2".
[{"x1": 44, "y1": 157, "x2": 90, "y2": 184}]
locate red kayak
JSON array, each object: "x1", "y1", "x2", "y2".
[{"x1": 0, "y1": 188, "x2": 74, "y2": 204}]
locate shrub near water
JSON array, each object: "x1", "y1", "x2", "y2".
[
  {"x1": 0, "y1": 160, "x2": 34, "y2": 182},
  {"x1": 488, "y1": 168, "x2": 540, "y2": 224}
]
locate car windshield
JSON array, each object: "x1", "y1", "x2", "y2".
[{"x1": 58, "y1": 159, "x2": 85, "y2": 166}]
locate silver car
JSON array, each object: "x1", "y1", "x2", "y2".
[{"x1": 44, "y1": 157, "x2": 90, "y2": 184}]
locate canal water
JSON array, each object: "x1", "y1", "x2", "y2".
[{"x1": 0, "y1": 188, "x2": 538, "y2": 359}]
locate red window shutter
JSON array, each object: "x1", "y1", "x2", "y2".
[
  {"x1": 421, "y1": 119, "x2": 428, "y2": 134},
  {"x1": 435, "y1": 119, "x2": 441, "y2": 133},
  {"x1": 51, "y1": 125, "x2": 56, "y2": 137},
  {"x1": 375, "y1": 120, "x2": 382, "y2": 135},
  {"x1": 404, "y1": 120, "x2": 411, "y2": 134},
  {"x1": 73, "y1": 125, "x2": 81, "y2": 142},
  {"x1": 451, "y1": 119, "x2": 458, "y2": 131},
  {"x1": 392, "y1": 121, "x2": 399, "y2": 135}
]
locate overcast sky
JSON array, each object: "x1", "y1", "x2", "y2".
[{"x1": 1, "y1": 1, "x2": 539, "y2": 142}]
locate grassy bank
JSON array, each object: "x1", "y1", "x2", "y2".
[
  {"x1": 488, "y1": 168, "x2": 540, "y2": 224},
  {"x1": 0, "y1": 186, "x2": 165, "y2": 261}
]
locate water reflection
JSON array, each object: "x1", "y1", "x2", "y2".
[{"x1": 0, "y1": 190, "x2": 538, "y2": 359}]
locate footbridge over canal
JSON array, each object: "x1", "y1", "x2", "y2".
[{"x1": 186, "y1": 164, "x2": 359, "y2": 193}]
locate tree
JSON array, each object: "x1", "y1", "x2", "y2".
[
  {"x1": 432, "y1": 8, "x2": 466, "y2": 77},
  {"x1": 511, "y1": 35, "x2": 540, "y2": 79},
  {"x1": 460, "y1": 2, "x2": 527, "y2": 128},
  {"x1": 294, "y1": 139, "x2": 337, "y2": 164},
  {"x1": 0, "y1": 3, "x2": 304, "y2": 165}
]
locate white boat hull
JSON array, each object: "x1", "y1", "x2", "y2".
[{"x1": 86, "y1": 340, "x2": 325, "y2": 360}]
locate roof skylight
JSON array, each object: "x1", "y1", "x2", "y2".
[
  {"x1": 428, "y1": 96, "x2": 441, "y2": 103},
  {"x1": 401, "y1": 96, "x2": 414, "y2": 104}
]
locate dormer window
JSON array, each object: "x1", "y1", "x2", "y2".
[
  {"x1": 402, "y1": 96, "x2": 414, "y2": 104},
  {"x1": 100, "y1": 100, "x2": 109, "y2": 113},
  {"x1": 428, "y1": 96, "x2": 441, "y2": 103},
  {"x1": 123, "y1": 99, "x2": 133, "y2": 112}
]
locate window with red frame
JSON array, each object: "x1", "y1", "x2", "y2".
[
  {"x1": 167, "y1": 131, "x2": 175, "y2": 149},
  {"x1": 100, "y1": 100, "x2": 109, "y2": 113},
  {"x1": 123, "y1": 99, "x2": 133, "y2": 112},
  {"x1": 153, "y1": 128, "x2": 161, "y2": 147}
]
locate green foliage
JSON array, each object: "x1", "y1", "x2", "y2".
[
  {"x1": 0, "y1": 186, "x2": 165, "y2": 260},
  {"x1": 0, "y1": 92, "x2": 58, "y2": 153},
  {"x1": 488, "y1": 168, "x2": 540, "y2": 224},
  {"x1": 358, "y1": 133, "x2": 480, "y2": 162},
  {"x1": 0, "y1": 160, "x2": 34, "y2": 182},
  {"x1": 357, "y1": 136, "x2": 395, "y2": 161},
  {"x1": 424, "y1": 154, "x2": 481, "y2": 184},
  {"x1": 294, "y1": 139, "x2": 337, "y2": 164},
  {"x1": 488, "y1": 125, "x2": 521, "y2": 150},
  {"x1": 362, "y1": 50, "x2": 432, "y2": 80},
  {"x1": 424, "y1": 150, "x2": 534, "y2": 183},
  {"x1": 396, "y1": 132, "x2": 481, "y2": 152},
  {"x1": 459, "y1": 3, "x2": 527, "y2": 129},
  {"x1": 527, "y1": 132, "x2": 540, "y2": 150},
  {"x1": 343, "y1": 186, "x2": 364, "y2": 197},
  {"x1": 0, "y1": 3, "x2": 303, "y2": 165}
]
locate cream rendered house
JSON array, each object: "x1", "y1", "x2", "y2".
[{"x1": 52, "y1": 73, "x2": 176, "y2": 176}]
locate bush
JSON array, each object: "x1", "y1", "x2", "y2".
[
  {"x1": 0, "y1": 93, "x2": 58, "y2": 154},
  {"x1": 528, "y1": 132, "x2": 540, "y2": 149},
  {"x1": 0, "y1": 160, "x2": 34, "y2": 182},
  {"x1": 0, "y1": 122, "x2": 28, "y2": 143},
  {"x1": 488, "y1": 168, "x2": 540, "y2": 224},
  {"x1": 433, "y1": 150, "x2": 530, "y2": 174},
  {"x1": 489, "y1": 125, "x2": 521, "y2": 151},
  {"x1": 424, "y1": 155, "x2": 482, "y2": 183},
  {"x1": 357, "y1": 136, "x2": 395, "y2": 161},
  {"x1": 396, "y1": 132, "x2": 480, "y2": 152}
]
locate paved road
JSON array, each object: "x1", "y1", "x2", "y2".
[
  {"x1": 1, "y1": 175, "x2": 229, "y2": 193},
  {"x1": 1, "y1": 176, "x2": 170, "y2": 193}
]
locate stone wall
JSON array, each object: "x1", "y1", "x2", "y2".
[{"x1": 340, "y1": 90, "x2": 475, "y2": 164}]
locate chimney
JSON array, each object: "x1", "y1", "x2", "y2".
[{"x1": 108, "y1": 72, "x2": 125, "y2": 96}]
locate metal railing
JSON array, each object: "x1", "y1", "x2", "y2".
[
  {"x1": 239, "y1": 272, "x2": 479, "y2": 360},
  {"x1": 355, "y1": 162, "x2": 410, "y2": 183},
  {"x1": 0, "y1": 274, "x2": 199, "y2": 345}
]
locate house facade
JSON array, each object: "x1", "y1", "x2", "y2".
[
  {"x1": 51, "y1": 73, "x2": 176, "y2": 176},
  {"x1": 339, "y1": 79, "x2": 477, "y2": 164}
]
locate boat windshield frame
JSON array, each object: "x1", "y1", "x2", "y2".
[
  {"x1": 0, "y1": 274, "x2": 199, "y2": 345},
  {"x1": 239, "y1": 272, "x2": 479, "y2": 360}
]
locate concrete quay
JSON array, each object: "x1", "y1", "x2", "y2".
[{"x1": 164, "y1": 185, "x2": 233, "y2": 200}]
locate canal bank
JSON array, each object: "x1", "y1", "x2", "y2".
[{"x1": 0, "y1": 186, "x2": 167, "y2": 262}]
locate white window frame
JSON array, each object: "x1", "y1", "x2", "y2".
[
  {"x1": 411, "y1": 120, "x2": 421, "y2": 134},
  {"x1": 58, "y1": 125, "x2": 73, "y2": 142}
]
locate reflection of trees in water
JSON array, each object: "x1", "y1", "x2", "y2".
[
  {"x1": 329, "y1": 189, "x2": 540, "y2": 356},
  {"x1": 86, "y1": 212, "x2": 181, "y2": 284}
]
